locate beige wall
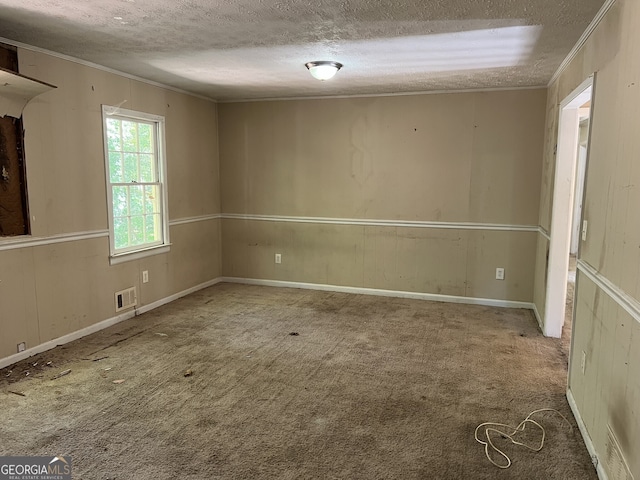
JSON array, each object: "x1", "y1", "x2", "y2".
[
  {"x1": 219, "y1": 89, "x2": 546, "y2": 302},
  {"x1": 0, "y1": 49, "x2": 221, "y2": 360},
  {"x1": 534, "y1": 1, "x2": 640, "y2": 477}
]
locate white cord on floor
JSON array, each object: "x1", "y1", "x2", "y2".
[{"x1": 474, "y1": 408, "x2": 573, "y2": 469}]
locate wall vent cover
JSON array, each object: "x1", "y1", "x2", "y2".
[
  {"x1": 605, "y1": 425, "x2": 634, "y2": 480},
  {"x1": 115, "y1": 287, "x2": 137, "y2": 313}
]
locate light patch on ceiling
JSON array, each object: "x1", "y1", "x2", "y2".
[
  {"x1": 146, "y1": 25, "x2": 542, "y2": 89},
  {"x1": 0, "y1": 0, "x2": 605, "y2": 99}
]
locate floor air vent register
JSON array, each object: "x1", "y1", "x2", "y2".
[{"x1": 115, "y1": 287, "x2": 137, "y2": 313}]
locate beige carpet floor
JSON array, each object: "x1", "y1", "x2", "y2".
[{"x1": 0, "y1": 283, "x2": 597, "y2": 479}]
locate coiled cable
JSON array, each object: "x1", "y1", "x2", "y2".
[{"x1": 474, "y1": 408, "x2": 573, "y2": 469}]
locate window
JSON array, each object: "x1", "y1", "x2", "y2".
[{"x1": 102, "y1": 106, "x2": 169, "y2": 262}]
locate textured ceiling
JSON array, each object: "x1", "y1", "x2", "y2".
[{"x1": 0, "y1": 0, "x2": 606, "y2": 101}]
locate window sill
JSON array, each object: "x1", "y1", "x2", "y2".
[{"x1": 109, "y1": 244, "x2": 171, "y2": 265}]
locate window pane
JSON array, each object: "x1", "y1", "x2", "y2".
[
  {"x1": 123, "y1": 153, "x2": 139, "y2": 182},
  {"x1": 144, "y1": 185, "x2": 159, "y2": 214},
  {"x1": 122, "y1": 121, "x2": 138, "y2": 152},
  {"x1": 106, "y1": 119, "x2": 121, "y2": 151},
  {"x1": 112, "y1": 186, "x2": 128, "y2": 217},
  {"x1": 130, "y1": 215, "x2": 145, "y2": 246},
  {"x1": 145, "y1": 214, "x2": 159, "y2": 242},
  {"x1": 114, "y1": 217, "x2": 129, "y2": 249},
  {"x1": 138, "y1": 123, "x2": 153, "y2": 153},
  {"x1": 139, "y1": 154, "x2": 154, "y2": 182},
  {"x1": 130, "y1": 185, "x2": 144, "y2": 215},
  {"x1": 109, "y1": 152, "x2": 123, "y2": 183}
]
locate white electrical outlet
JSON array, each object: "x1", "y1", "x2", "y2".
[
  {"x1": 142, "y1": 270, "x2": 149, "y2": 283},
  {"x1": 496, "y1": 268, "x2": 505, "y2": 280},
  {"x1": 275, "y1": 253, "x2": 282, "y2": 264},
  {"x1": 17, "y1": 342, "x2": 26, "y2": 353},
  {"x1": 581, "y1": 351, "x2": 586, "y2": 374}
]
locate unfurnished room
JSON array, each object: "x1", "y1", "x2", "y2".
[{"x1": 0, "y1": 0, "x2": 638, "y2": 479}]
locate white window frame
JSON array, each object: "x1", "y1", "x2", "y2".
[{"x1": 102, "y1": 105, "x2": 170, "y2": 265}]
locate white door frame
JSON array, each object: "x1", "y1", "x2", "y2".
[{"x1": 543, "y1": 76, "x2": 594, "y2": 338}]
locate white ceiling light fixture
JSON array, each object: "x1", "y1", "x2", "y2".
[{"x1": 305, "y1": 61, "x2": 343, "y2": 81}]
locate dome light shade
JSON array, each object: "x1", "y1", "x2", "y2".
[{"x1": 305, "y1": 61, "x2": 343, "y2": 81}]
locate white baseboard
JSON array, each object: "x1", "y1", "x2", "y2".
[
  {"x1": 0, "y1": 277, "x2": 223, "y2": 370},
  {"x1": 1, "y1": 276, "x2": 530, "y2": 370},
  {"x1": 135, "y1": 277, "x2": 223, "y2": 315},
  {"x1": 567, "y1": 388, "x2": 608, "y2": 480},
  {"x1": 0, "y1": 310, "x2": 135, "y2": 370},
  {"x1": 532, "y1": 303, "x2": 544, "y2": 331},
  {"x1": 221, "y1": 276, "x2": 535, "y2": 310}
]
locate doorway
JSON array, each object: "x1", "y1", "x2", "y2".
[
  {"x1": 544, "y1": 76, "x2": 594, "y2": 338},
  {"x1": 563, "y1": 110, "x2": 590, "y2": 354}
]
